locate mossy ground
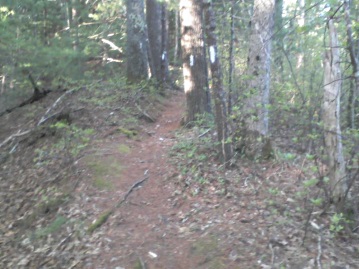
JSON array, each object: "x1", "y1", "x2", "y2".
[{"x1": 85, "y1": 156, "x2": 124, "y2": 189}]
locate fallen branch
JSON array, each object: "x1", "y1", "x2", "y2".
[
  {"x1": 101, "y1": 38, "x2": 123, "y2": 52},
  {"x1": 0, "y1": 74, "x2": 51, "y2": 117},
  {"x1": 88, "y1": 176, "x2": 149, "y2": 234},
  {"x1": 0, "y1": 130, "x2": 31, "y2": 148},
  {"x1": 198, "y1": 128, "x2": 211, "y2": 138},
  {"x1": 317, "y1": 234, "x2": 322, "y2": 269},
  {"x1": 37, "y1": 88, "x2": 79, "y2": 126},
  {"x1": 116, "y1": 176, "x2": 149, "y2": 208},
  {"x1": 135, "y1": 103, "x2": 155, "y2": 122},
  {"x1": 269, "y1": 243, "x2": 275, "y2": 267}
]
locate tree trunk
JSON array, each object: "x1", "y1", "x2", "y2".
[
  {"x1": 1, "y1": 75, "x2": 5, "y2": 95},
  {"x1": 322, "y1": 19, "x2": 347, "y2": 208},
  {"x1": 296, "y1": 0, "x2": 305, "y2": 69},
  {"x1": 160, "y1": 2, "x2": 171, "y2": 88},
  {"x1": 344, "y1": 0, "x2": 359, "y2": 129},
  {"x1": 203, "y1": 1, "x2": 233, "y2": 164},
  {"x1": 228, "y1": 0, "x2": 235, "y2": 115},
  {"x1": 126, "y1": 0, "x2": 149, "y2": 82},
  {"x1": 173, "y1": 9, "x2": 180, "y2": 65},
  {"x1": 274, "y1": 0, "x2": 283, "y2": 75},
  {"x1": 146, "y1": 0, "x2": 162, "y2": 80},
  {"x1": 240, "y1": 0, "x2": 274, "y2": 159},
  {"x1": 146, "y1": 1, "x2": 173, "y2": 91},
  {"x1": 180, "y1": 0, "x2": 211, "y2": 124}
]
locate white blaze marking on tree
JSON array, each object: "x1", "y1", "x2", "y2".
[
  {"x1": 209, "y1": 46, "x2": 216, "y2": 64},
  {"x1": 190, "y1": 55, "x2": 194, "y2": 66},
  {"x1": 162, "y1": 51, "x2": 166, "y2": 60}
]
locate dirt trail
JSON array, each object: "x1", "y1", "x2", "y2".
[
  {"x1": 77, "y1": 91, "x2": 359, "y2": 269},
  {"x1": 82, "y1": 92, "x2": 195, "y2": 268},
  {"x1": 2, "y1": 85, "x2": 358, "y2": 268}
]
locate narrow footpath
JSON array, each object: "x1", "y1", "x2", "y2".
[{"x1": 82, "y1": 92, "x2": 198, "y2": 269}]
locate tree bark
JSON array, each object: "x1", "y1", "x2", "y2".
[
  {"x1": 203, "y1": 0, "x2": 233, "y2": 164},
  {"x1": 240, "y1": 0, "x2": 274, "y2": 159},
  {"x1": 146, "y1": 0, "x2": 162, "y2": 80},
  {"x1": 146, "y1": 1, "x2": 174, "y2": 91},
  {"x1": 274, "y1": 0, "x2": 283, "y2": 75},
  {"x1": 322, "y1": 19, "x2": 347, "y2": 208},
  {"x1": 160, "y1": 2, "x2": 171, "y2": 88},
  {"x1": 126, "y1": 0, "x2": 149, "y2": 82},
  {"x1": 173, "y1": 9, "x2": 180, "y2": 65},
  {"x1": 344, "y1": 0, "x2": 359, "y2": 129},
  {"x1": 180, "y1": 0, "x2": 211, "y2": 124},
  {"x1": 228, "y1": 0, "x2": 235, "y2": 115}
]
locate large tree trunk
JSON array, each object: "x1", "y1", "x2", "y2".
[
  {"x1": 126, "y1": 0, "x2": 149, "y2": 82},
  {"x1": 160, "y1": 2, "x2": 171, "y2": 88},
  {"x1": 146, "y1": 0, "x2": 162, "y2": 81},
  {"x1": 180, "y1": 0, "x2": 211, "y2": 124},
  {"x1": 240, "y1": 0, "x2": 274, "y2": 159},
  {"x1": 203, "y1": 1, "x2": 233, "y2": 164},
  {"x1": 322, "y1": 19, "x2": 347, "y2": 208},
  {"x1": 147, "y1": 0, "x2": 174, "y2": 91}
]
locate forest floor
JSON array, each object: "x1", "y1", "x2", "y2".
[{"x1": 1, "y1": 82, "x2": 359, "y2": 269}]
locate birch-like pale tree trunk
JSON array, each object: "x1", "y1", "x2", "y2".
[
  {"x1": 160, "y1": 3, "x2": 171, "y2": 87},
  {"x1": 322, "y1": 19, "x2": 347, "y2": 207},
  {"x1": 241, "y1": 0, "x2": 274, "y2": 159},
  {"x1": 296, "y1": 0, "x2": 305, "y2": 69}
]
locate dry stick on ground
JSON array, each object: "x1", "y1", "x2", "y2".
[
  {"x1": 37, "y1": 88, "x2": 81, "y2": 126},
  {"x1": 317, "y1": 234, "x2": 322, "y2": 269},
  {"x1": 1, "y1": 88, "x2": 83, "y2": 149},
  {"x1": 269, "y1": 243, "x2": 275, "y2": 267},
  {"x1": 87, "y1": 176, "x2": 150, "y2": 234},
  {"x1": 0, "y1": 130, "x2": 31, "y2": 148},
  {"x1": 135, "y1": 103, "x2": 156, "y2": 122}
]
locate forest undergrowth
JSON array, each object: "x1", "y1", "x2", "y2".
[{"x1": 0, "y1": 79, "x2": 359, "y2": 268}]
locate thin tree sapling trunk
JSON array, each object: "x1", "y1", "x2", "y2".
[{"x1": 203, "y1": 0, "x2": 233, "y2": 164}]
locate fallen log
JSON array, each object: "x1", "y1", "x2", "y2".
[{"x1": 0, "y1": 74, "x2": 51, "y2": 117}]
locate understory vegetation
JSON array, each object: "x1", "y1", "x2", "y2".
[
  {"x1": 1, "y1": 0, "x2": 359, "y2": 268},
  {"x1": 0, "y1": 78, "x2": 169, "y2": 267}
]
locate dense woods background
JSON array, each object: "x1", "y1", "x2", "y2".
[{"x1": 1, "y1": 0, "x2": 359, "y2": 268}]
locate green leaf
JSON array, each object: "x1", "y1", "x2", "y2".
[
  {"x1": 310, "y1": 198, "x2": 323, "y2": 206},
  {"x1": 303, "y1": 178, "x2": 318, "y2": 188}
]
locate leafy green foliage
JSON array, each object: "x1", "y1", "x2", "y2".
[
  {"x1": 330, "y1": 213, "x2": 346, "y2": 235},
  {"x1": 303, "y1": 178, "x2": 319, "y2": 188},
  {"x1": 0, "y1": 0, "x2": 127, "y2": 111}
]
